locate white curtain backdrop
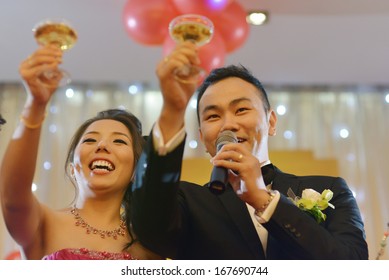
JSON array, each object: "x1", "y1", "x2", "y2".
[{"x1": 1, "y1": 82, "x2": 388, "y2": 260}]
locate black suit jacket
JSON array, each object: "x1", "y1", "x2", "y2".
[{"x1": 132, "y1": 134, "x2": 368, "y2": 259}]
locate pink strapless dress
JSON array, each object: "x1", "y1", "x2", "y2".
[{"x1": 42, "y1": 248, "x2": 135, "y2": 260}]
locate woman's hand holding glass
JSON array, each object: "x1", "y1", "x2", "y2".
[{"x1": 19, "y1": 45, "x2": 63, "y2": 103}]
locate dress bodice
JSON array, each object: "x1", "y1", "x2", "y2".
[{"x1": 42, "y1": 248, "x2": 135, "y2": 260}]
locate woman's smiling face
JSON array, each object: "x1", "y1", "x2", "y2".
[{"x1": 72, "y1": 119, "x2": 135, "y2": 196}]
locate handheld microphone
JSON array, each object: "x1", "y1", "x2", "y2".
[{"x1": 209, "y1": 130, "x2": 237, "y2": 194}]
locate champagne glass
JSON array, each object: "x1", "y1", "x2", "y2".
[
  {"x1": 32, "y1": 19, "x2": 78, "y2": 86},
  {"x1": 168, "y1": 14, "x2": 214, "y2": 84}
]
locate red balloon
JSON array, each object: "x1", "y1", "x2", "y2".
[
  {"x1": 198, "y1": 31, "x2": 226, "y2": 74},
  {"x1": 213, "y1": 1, "x2": 249, "y2": 53},
  {"x1": 172, "y1": 0, "x2": 234, "y2": 16},
  {"x1": 122, "y1": 0, "x2": 179, "y2": 45},
  {"x1": 163, "y1": 31, "x2": 226, "y2": 75}
]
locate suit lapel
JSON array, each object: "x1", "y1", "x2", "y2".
[
  {"x1": 218, "y1": 185, "x2": 265, "y2": 259},
  {"x1": 271, "y1": 166, "x2": 303, "y2": 197},
  {"x1": 215, "y1": 165, "x2": 303, "y2": 259},
  {"x1": 265, "y1": 166, "x2": 303, "y2": 258}
]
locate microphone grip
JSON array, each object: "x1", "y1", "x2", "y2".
[{"x1": 209, "y1": 165, "x2": 228, "y2": 194}]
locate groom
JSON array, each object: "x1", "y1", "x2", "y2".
[{"x1": 131, "y1": 42, "x2": 368, "y2": 260}]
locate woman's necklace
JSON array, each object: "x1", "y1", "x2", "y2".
[{"x1": 71, "y1": 207, "x2": 127, "y2": 240}]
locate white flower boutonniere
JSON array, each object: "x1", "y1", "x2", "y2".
[{"x1": 288, "y1": 188, "x2": 335, "y2": 223}]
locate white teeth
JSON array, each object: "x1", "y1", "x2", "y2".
[{"x1": 91, "y1": 160, "x2": 114, "y2": 171}]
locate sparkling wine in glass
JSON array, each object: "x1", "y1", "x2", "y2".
[
  {"x1": 33, "y1": 19, "x2": 78, "y2": 86},
  {"x1": 169, "y1": 14, "x2": 214, "y2": 83}
]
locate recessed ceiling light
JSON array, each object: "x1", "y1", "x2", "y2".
[{"x1": 246, "y1": 11, "x2": 269, "y2": 26}]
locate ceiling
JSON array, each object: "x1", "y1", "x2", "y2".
[{"x1": 2, "y1": 0, "x2": 389, "y2": 87}]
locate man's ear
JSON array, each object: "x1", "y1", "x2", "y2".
[{"x1": 268, "y1": 110, "x2": 277, "y2": 136}]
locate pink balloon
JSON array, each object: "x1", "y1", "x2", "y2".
[
  {"x1": 198, "y1": 31, "x2": 226, "y2": 74},
  {"x1": 163, "y1": 31, "x2": 226, "y2": 75},
  {"x1": 162, "y1": 35, "x2": 175, "y2": 57},
  {"x1": 213, "y1": 1, "x2": 250, "y2": 53},
  {"x1": 172, "y1": 0, "x2": 234, "y2": 15},
  {"x1": 122, "y1": 0, "x2": 179, "y2": 45}
]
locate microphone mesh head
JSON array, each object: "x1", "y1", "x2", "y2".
[{"x1": 216, "y1": 130, "x2": 237, "y2": 150}]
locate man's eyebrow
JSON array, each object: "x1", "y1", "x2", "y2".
[
  {"x1": 201, "y1": 97, "x2": 252, "y2": 115},
  {"x1": 201, "y1": 104, "x2": 219, "y2": 116}
]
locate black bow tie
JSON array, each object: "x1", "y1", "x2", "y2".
[{"x1": 261, "y1": 163, "x2": 276, "y2": 186}]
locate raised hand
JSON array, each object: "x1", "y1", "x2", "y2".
[
  {"x1": 156, "y1": 41, "x2": 200, "y2": 140},
  {"x1": 19, "y1": 45, "x2": 63, "y2": 105}
]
